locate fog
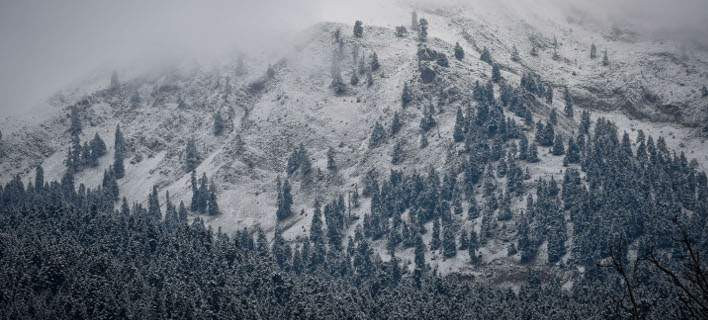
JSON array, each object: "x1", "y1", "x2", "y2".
[{"x1": 1, "y1": 0, "x2": 706, "y2": 118}]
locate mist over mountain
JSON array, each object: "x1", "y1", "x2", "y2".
[{"x1": 1, "y1": 1, "x2": 708, "y2": 319}]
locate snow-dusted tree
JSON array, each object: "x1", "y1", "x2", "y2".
[
  {"x1": 184, "y1": 139, "x2": 199, "y2": 172},
  {"x1": 401, "y1": 82, "x2": 413, "y2": 107},
  {"x1": 353, "y1": 20, "x2": 363, "y2": 38},
  {"x1": 213, "y1": 111, "x2": 224, "y2": 136},
  {"x1": 326, "y1": 147, "x2": 337, "y2": 173},
  {"x1": 491, "y1": 63, "x2": 501, "y2": 82},
  {"x1": 602, "y1": 49, "x2": 610, "y2": 66},
  {"x1": 390, "y1": 111, "x2": 402, "y2": 136},
  {"x1": 370, "y1": 52, "x2": 380, "y2": 71},
  {"x1": 276, "y1": 177, "x2": 293, "y2": 221},
  {"x1": 418, "y1": 18, "x2": 428, "y2": 42},
  {"x1": 480, "y1": 47, "x2": 492, "y2": 64},
  {"x1": 590, "y1": 43, "x2": 597, "y2": 59},
  {"x1": 113, "y1": 124, "x2": 126, "y2": 178},
  {"x1": 511, "y1": 45, "x2": 521, "y2": 62},
  {"x1": 563, "y1": 87, "x2": 574, "y2": 118},
  {"x1": 368, "y1": 121, "x2": 386, "y2": 149},
  {"x1": 453, "y1": 107, "x2": 465, "y2": 142},
  {"x1": 391, "y1": 140, "x2": 403, "y2": 165},
  {"x1": 395, "y1": 26, "x2": 407, "y2": 37},
  {"x1": 454, "y1": 42, "x2": 464, "y2": 60}
]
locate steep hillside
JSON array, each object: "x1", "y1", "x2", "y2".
[{"x1": 1, "y1": 1, "x2": 708, "y2": 286}]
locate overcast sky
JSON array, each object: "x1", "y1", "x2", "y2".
[{"x1": 1, "y1": 0, "x2": 706, "y2": 118}]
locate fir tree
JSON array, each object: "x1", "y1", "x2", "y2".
[
  {"x1": 480, "y1": 47, "x2": 492, "y2": 64},
  {"x1": 213, "y1": 111, "x2": 225, "y2": 136},
  {"x1": 370, "y1": 52, "x2": 380, "y2": 71},
  {"x1": 391, "y1": 140, "x2": 403, "y2": 165},
  {"x1": 110, "y1": 71, "x2": 120, "y2": 90},
  {"x1": 442, "y1": 220, "x2": 457, "y2": 258},
  {"x1": 113, "y1": 125, "x2": 126, "y2": 179},
  {"x1": 491, "y1": 63, "x2": 501, "y2": 82},
  {"x1": 419, "y1": 132, "x2": 428, "y2": 149},
  {"x1": 401, "y1": 82, "x2": 413, "y2": 107},
  {"x1": 326, "y1": 147, "x2": 337, "y2": 173},
  {"x1": 590, "y1": 43, "x2": 597, "y2": 59},
  {"x1": 368, "y1": 122, "x2": 386, "y2": 149},
  {"x1": 431, "y1": 218, "x2": 441, "y2": 250},
  {"x1": 453, "y1": 107, "x2": 465, "y2": 142},
  {"x1": 511, "y1": 45, "x2": 521, "y2": 62},
  {"x1": 454, "y1": 42, "x2": 464, "y2": 60},
  {"x1": 207, "y1": 181, "x2": 220, "y2": 216},
  {"x1": 528, "y1": 143, "x2": 540, "y2": 163},
  {"x1": 702, "y1": 85, "x2": 708, "y2": 97},
  {"x1": 552, "y1": 135, "x2": 565, "y2": 156},
  {"x1": 184, "y1": 139, "x2": 199, "y2": 172},
  {"x1": 390, "y1": 111, "x2": 402, "y2": 136},
  {"x1": 353, "y1": 20, "x2": 364, "y2": 38},
  {"x1": 468, "y1": 230, "x2": 479, "y2": 264},
  {"x1": 276, "y1": 178, "x2": 293, "y2": 221},
  {"x1": 563, "y1": 87, "x2": 573, "y2": 118},
  {"x1": 579, "y1": 110, "x2": 591, "y2": 135},
  {"x1": 418, "y1": 18, "x2": 428, "y2": 42},
  {"x1": 602, "y1": 49, "x2": 610, "y2": 66},
  {"x1": 34, "y1": 165, "x2": 44, "y2": 192}
]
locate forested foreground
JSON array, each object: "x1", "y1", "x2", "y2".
[{"x1": 0, "y1": 161, "x2": 706, "y2": 320}]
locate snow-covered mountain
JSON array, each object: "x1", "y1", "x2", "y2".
[{"x1": 1, "y1": 0, "x2": 707, "y2": 282}]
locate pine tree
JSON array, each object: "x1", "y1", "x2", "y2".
[
  {"x1": 563, "y1": 87, "x2": 573, "y2": 118},
  {"x1": 511, "y1": 45, "x2": 521, "y2": 62},
  {"x1": 326, "y1": 147, "x2": 337, "y2": 173},
  {"x1": 34, "y1": 165, "x2": 44, "y2": 192},
  {"x1": 190, "y1": 170, "x2": 199, "y2": 212},
  {"x1": 350, "y1": 70, "x2": 359, "y2": 85},
  {"x1": 69, "y1": 106, "x2": 82, "y2": 137},
  {"x1": 468, "y1": 230, "x2": 479, "y2": 264},
  {"x1": 370, "y1": 52, "x2": 380, "y2": 71},
  {"x1": 418, "y1": 18, "x2": 428, "y2": 42},
  {"x1": 90, "y1": 133, "x2": 107, "y2": 158},
  {"x1": 546, "y1": 85, "x2": 554, "y2": 104},
  {"x1": 528, "y1": 143, "x2": 540, "y2": 163},
  {"x1": 579, "y1": 110, "x2": 591, "y2": 135},
  {"x1": 276, "y1": 178, "x2": 293, "y2": 221},
  {"x1": 549, "y1": 108, "x2": 558, "y2": 126},
  {"x1": 602, "y1": 49, "x2": 610, "y2": 66},
  {"x1": 390, "y1": 111, "x2": 402, "y2": 136},
  {"x1": 480, "y1": 47, "x2": 492, "y2": 64},
  {"x1": 453, "y1": 107, "x2": 465, "y2": 142},
  {"x1": 184, "y1": 139, "x2": 199, "y2": 172},
  {"x1": 113, "y1": 125, "x2": 126, "y2": 179},
  {"x1": 702, "y1": 85, "x2": 708, "y2": 97},
  {"x1": 207, "y1": 181, "x2": 220, "y2": 216},
  {"x1": 401, "y1": 82, "x2": 413, "y2": 107},
  {"x1": 431, "y1": 218, "x2": 441, "y2": 250},
  {"x1": 148, "y1": 185, "x2": 161, "y2": 221},
  {"x1": 454, "y1": 42, "x2": 464, "y2": 60},
  {"x1": 419, "y1": 133, "x2": 428, "y2": 149},
  {"x1": 213, "y1": 111, "x2": 224, "y2": 136},
  {"x1": 590, "y1": 43, "x2": 597, "y2": 59},
  {"x1": 491, "y1": 63, "x2": 501, "y2": 82},
  {"x1": 442, "y1": 219, "x2": 457, "y2": 258},
  {"x1": 368, "y1": 122, "x2": 386, "y2": 149},
  {"x1": 552, "y1": 135, "x2": 565, "y2": 156},
  {"x1": 564, "y1": 136, "x2": 581, "y2": 164},
  {"x1": 353, "y1": 20, "x2": 363, "y2": 38},
  {"x1": 391, "y1": 140, "x2": 403, "y2": 165}
]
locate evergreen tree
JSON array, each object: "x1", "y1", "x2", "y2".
[
  {"x1": 468, "y1": 230, "x2": 479, "y2": 264},
  {"x1": 480, "y1": 47, "x2": 492, "y2": 64},
  {"x1": 370, "y1": 52, "x2": 380, "y2": 71},
  {"x1": 602, "y1": 49, "x2": 610, "y2": 66},
  {"x1": 326, "y1": 147, "x2": 337, "y2": 173},
  {"x1": 512, "y1": 45, "x2": 521, "y2": 62},
  {"x1": 453, "y1": 107, "x2": 465, "y2": 142},
  {"x1": 454, "y1": 42, "x2": 464, "y2": 60},
  {"x1": 369, "y1": 122, "x2": 386, "y2": 149},
  {"x1": 110, "y1": 70, "x2": 120, "y2": 90},
  {"x1": 563, "y1": 87, "x2": 574, "y2": 118},
  {"x1": 491, "y1": 63, "x2": 501, "y2": 83},
  {"x1": 702, "y1": 85, "x2": 708, "y2": 97},
  {"x1": 431, "y1": 218, "x2": 441, "y2": 250},
  {"x1": 34, "y1": 165, "x2": 44, "y2": 192},
  {"x1": 276, "y1": 178, "x2": 293, "y2": 220},
  {"x1": 113, "y1": 125, "x2": 126, "y2": 179},
  {"x1": 401, "y1": 82, "x2": 413, "y2": 107},
  {"x1": 419, "y1": 133, "x2": 428, "y2": 149},
  {"x1": 350, "y1": 70, "x2": 360, "y2": 85},
  {"x1": 442, "y1": 219, "x2": 457, "y2": 258},
  {"x1": 391, "y1": 140, "x2": 403, "y2": 165},
  {"x1": 579, "y1": 111, "x2": 591, "y2": 135},
  {"x1": 184, "y1": 139, "x2": 199, "y2": 172},
  {"x1": 546, "y1": 85, "x2": 554, "y2": 104},
  {"x1": 564, "y1": 136, "x2": 581, "y2": 164},
  {"x1": 552, "y1": 135, "x2": 565, "y2": 156},
  {"x1": 353, "y1": 20, "x2": 364, "y2": 38},
  {"x1": 528, "y1": 143, "x2": 540, "y2": 163},
  {"x1": 418, "y1": 18, "x2": 428, "y2": 42},
  {"x1": 207, "y1": 181, "x2": 220, "y2": 216},
  {"x1": 549, "y1": 108, "x2": 558, "y2": 126},
  {"x1": 590, "y1": 43, "x2": 597, "y2": 59},
  {"x1": 390, "y1": 111, "x2": 402, "y2": 136},
  {"x1": 213, "y1": 111, "x2": 225, "y2": 136},
  {"x1": 90, "y1": 133, "x2": 107, "y2": 158}
]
